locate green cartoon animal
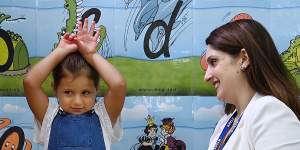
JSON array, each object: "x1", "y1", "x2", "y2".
[
  {"x1": 57, "y1": 0, "x2": 107, "y2": 52},
  {"x1": 0, "y1": 13, "x2": 30, "y2": 75},
  {"x1": 281, "y1": 35, "x2": 300, "y2": 74}
]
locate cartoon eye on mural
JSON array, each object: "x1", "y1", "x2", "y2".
[
  {"x1": 0, "y1": 118, "x2": 32, "y2": 150},
  {"x1": 56, "y1": 0, "x2": 112, "y2": 58},
  {"x1": 124, "y1": 0, "x2": 192, "y2": 59},
  {"x1": 0, "y1": 13, "x2": 30, "y2": 75}
]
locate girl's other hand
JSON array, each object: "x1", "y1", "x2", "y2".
[
  {"x1": 74, "y1": 18, "x2": 100, "y2": 56},
  {"x1": 56, "y1": 33, "x2": 78, "y2": 53}
]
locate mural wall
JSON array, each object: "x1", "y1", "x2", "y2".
[{"x1": 0, "y1": 0, "x2": 299, "y2": 149}]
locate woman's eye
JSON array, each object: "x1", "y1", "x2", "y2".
[{"x1": 209, "y1": 59, "x2": 217, "y2": 66}]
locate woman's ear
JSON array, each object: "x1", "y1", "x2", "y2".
[{"x1": 240, "y1": 48, "x2": 250, "y2": 69}]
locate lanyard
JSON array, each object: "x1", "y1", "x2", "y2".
[{"x1": 214, "y1": 110, "x2": 243, "y2": 150}]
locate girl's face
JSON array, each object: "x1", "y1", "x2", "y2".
[
  {"x1": 55, "y1": 74, "x2": 97, "y2": 115},
  {"x1": 204, "y1": 45, "x2": 242, "y2": 103}
]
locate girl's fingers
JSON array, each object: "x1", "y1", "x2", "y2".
[
  {"x1": 68, "y1": 33, "x2": 76, "y2": 41},
  {"x1": 93, "y1": 30, "x2": 100, "y2": 41},
  {"x1": 89, "y1": 21, "x2": 96, "y2": 35},
  {"x1": 83, "y1": 18, "x2": 89, "y2": 32},
  {"x1": 63, "y1": 33, "x2": 76, "y2": 41},
  {"x1": 77, "y1": 21, "x2": 83, "y2": 34},
  {"x1": 63, "y1": 33, "x2": 70, "y2": 39}
]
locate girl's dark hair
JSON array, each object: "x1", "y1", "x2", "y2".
[
  {"x1": 206, "y1": 19, "x2": 300, "y2": 120},
  {"x1": 0, "y1": 126, "x2": 25, "y2": 150},
  {"x1": 52, "y1": 52, "x2": 99, "y2": 89}
]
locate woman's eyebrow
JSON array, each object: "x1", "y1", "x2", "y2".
[{"x1": 206, "y1": 56, "x2": 213, "y2": 62}]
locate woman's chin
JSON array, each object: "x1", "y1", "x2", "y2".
[{"x1": 216, "y1": 93, "x2": 225, "y2": 101}]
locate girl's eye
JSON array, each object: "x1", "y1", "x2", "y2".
[
  {"x1": 64, "y1": 91, "x2": 72, "y2": 95},
  {"x1": 82, "y1": 91, "x2": 90, "y2": 95}
]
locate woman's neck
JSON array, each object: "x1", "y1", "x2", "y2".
[{"x1": 233, "y1": 85, "x2": 256, "y2": 116}]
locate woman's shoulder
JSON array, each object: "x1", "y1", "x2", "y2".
[
  {"x1": 247, "y1": 94, "x2": 290, "y2": 112},
  {"x1": 244, "y1": 93, "x2": 299, "y2": 123},
  {"x1": 242, "y1": 94, "x2": 300, "y2": 148}
]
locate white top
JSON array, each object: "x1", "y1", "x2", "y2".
[
  {"x1": 208, "y1": 93, "x2": 300, "y2": 150},
  {"x1": 33, "y1": 99, "x2": 123, "y2": 150}
]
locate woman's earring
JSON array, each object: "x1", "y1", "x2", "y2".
[{"x1": 240, "y1": 64, "x2": 246, "y2": 71}]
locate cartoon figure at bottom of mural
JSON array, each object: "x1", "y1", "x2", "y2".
[
  {"x1": 159, "y1": 118, "x2": 186, "y2": 150},
  {"x1": 131, "y1": 115, "x2": 160, "y2": 150},
  {"x1": 0, "y1": 13, "x2": 30, "y2": 75},
  {"x1": 0, "y1": 118, "x2": 32, "y2": 150},
  {"x1": 131, "y1": 115, "x2": 186, "y2": 150}
]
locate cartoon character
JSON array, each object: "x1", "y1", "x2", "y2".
[
  {"x1": 138, "y1": 115, "x2": 160, "y2": 150},
  {"x1": 124, "y1": 0, "x2": 192, "y2": 54},
  {"x1": 57, "y1": 0, "x2": 110, "y2": 57},
  {"x1": 130, "y1": 115, "x2": 161, "y2": 150},
  {"x1": 0, "y1": 13, "x2": 30, "y2": 75},
  {"x1": 159, "y1": 118, "x2": 185, "y2": 150},
  {"x1": 281, "y1": 35, "x2": 300, "y2": 74},
  {"x1": 0, "y1": 118, "x2": 32, "y2": 150}
]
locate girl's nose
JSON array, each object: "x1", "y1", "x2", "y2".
[{"x1": 73, "y1": 95, "x2": 83, "y2": 105}]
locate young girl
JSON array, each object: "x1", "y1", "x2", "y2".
[{"x1": 23, "y1": 18, "x2": 126, "y2": 150}]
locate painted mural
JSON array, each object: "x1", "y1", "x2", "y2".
[{"x1": 0, "y1": 0, "x2": 299, "y2": 150}]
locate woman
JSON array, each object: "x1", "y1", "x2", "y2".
[{"x1": 202, "y1": 19, "x2": 300, "y2": 150}]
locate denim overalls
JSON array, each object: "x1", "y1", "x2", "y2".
[{"x1": 48, "y1": 109, "x2": 106, "y2": 150}]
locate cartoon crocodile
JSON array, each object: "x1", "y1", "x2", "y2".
[
  {"x1": 281, "y1": 35, "x2": 300, "y2": 74},
  {"x1": 0, "y1": 13, "x2": 30, "y2": 75},
  {"x1": 0, "y1": 13, "x2": 11, "y2": 25},
  {"x1": 58, "y1": 0, "x2": 108, "y2": 53}
]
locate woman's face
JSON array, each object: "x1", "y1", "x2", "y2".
[{"x1": 204, "y1": 45, "x2": 242, "y2": 103}]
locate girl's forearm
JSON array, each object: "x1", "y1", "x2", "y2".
[
  {"x1": 84, "y1": 53, "x2": 126, "y2": 89},
  {"x1": 24, "y1": 48, "x2": 69, "y2": 87}
]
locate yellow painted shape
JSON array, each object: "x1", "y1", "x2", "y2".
[{"x1": 0, "y1": 37, "x2": 9, "y2": 65}]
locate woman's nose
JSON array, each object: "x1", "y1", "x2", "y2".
[{"x1": 204, "y1": 68, "x2": 212, "y2": 82}]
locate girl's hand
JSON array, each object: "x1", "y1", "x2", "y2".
[
  {"x1": 56, "y1": 33, "x2": 78, "y2": 53},
  {"x1": 74, "y1": 18, "x2": 100, "y2": 56}
]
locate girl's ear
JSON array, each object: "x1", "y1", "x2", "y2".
[{"x1": 240, "y1": 48, "x2": 250, "y2": 69}]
